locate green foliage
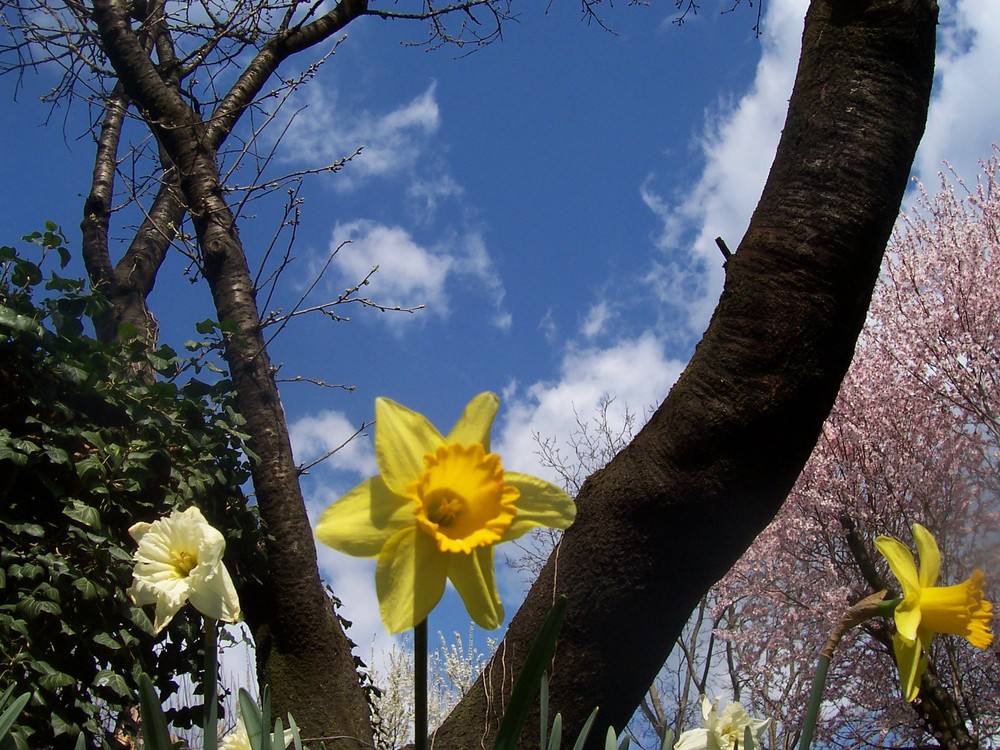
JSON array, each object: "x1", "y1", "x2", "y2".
[
  {"x1": 1, "y1": 686, "x2": 32, "y2": 750},
  {"x1": 0, "y1": 229, "x2": 267, "y2": 748}
]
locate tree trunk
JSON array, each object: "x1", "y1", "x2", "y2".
[
  {"x1": 435, "y1": 0, "x2": 938, "y2": 746},
  {"x1": 89, "y1": 1, "x2": 375, "y2": 744}
]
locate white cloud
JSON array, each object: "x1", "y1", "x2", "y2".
[
  {"x1": 407, "y1": 174, "x2": 464, "y2": 219},
  {"x1": 496, "y1": 331, "x2": 685, "y2": 483},
  {"x1": 282, "y1": 81, "x2": 440, "y2": 190},
  {"x1": 913, "y1": 1, "x2": 1000, "y2": 187},
  {"x1": 579, "y1": 301, "x2": 612, "y2": 339},
  {"x1": 641, "y1": 0, "x2": 808, "y2": 332},
  {"x1": 289, "y1": 409, "x2": 376, "y2": 477},
  {"x1": 333, "y1": 219, "x2": 452, "y2": 317},
  {"x1": 453, "y1": 232, "x2": 512, "y2": 332},
  {"x1": 327, "y1": 220, "x2": 510, "y2": 329}
]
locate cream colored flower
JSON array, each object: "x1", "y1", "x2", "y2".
[
  {"x1": 673, "y1": 695, "x2": 770, "y2": 750},
  {"x1": 220, "y1": 713, "x2": 294, "y2": 750},
  {"x1": 128, "y1": 506, "x2": 241, "y2": 634}
]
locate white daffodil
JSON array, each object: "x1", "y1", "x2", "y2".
[
  {"x1": 220, "y1": 712, "x2": 294, "y2": 750},
  {"x1": 674, "y1": 695, "x2": 770, "y2": 750},
  {"x1": 128, "y1": 506, "x2": 241, "y2": 634}
]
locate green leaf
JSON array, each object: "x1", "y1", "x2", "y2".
[
  {"x1": 570, "y1": 708, "x2": 600, "y2": 750},
  {"x1": 0, "y1": 692, "x2": 30, "y2": 737},
  {"x1": 545, "y1": 714, "x2": 562, "y2": 750},
  {"x1": 138, "y1": 674, "x2": 173, "y2": 750},
  {"x1": 72, "y1": 578, "x2": 99, "y2": 601},
  {"x1": 63, "y1": 501, "x2": 101, "y2": 529},
  {"x1": 39, "y1": 671, "x2": 75, "y2": 690},
  {"x1": 49, "y1": 711, "x2": 79, "y2": 738},
  {"x1": 287, "y1": 713, "x2": 303, "y2": 750},
  {"x1": 540, "y1": 673, "x2": 549, "y2": 750},
  {"x1": 238, "y1": 689, "x2": 263, "y2": 749},
  {"x1": 95, "y1": 670, "x2": 131, "y2": 699},
  {"x1": 195, "y1": 319, "x2": 219, "y2": 334},
  {"x1": 493, "y1": 596, "x2": 568, "y2": 750},
  {"x1": 92, "y1": 632, "x2": 121, "y2": 650}
]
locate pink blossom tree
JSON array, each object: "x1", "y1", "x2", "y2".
[{"x1": 711, "y1": 152, "x2": 1000, "y2": 749}]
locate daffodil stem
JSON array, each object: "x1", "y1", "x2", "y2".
[
  {"x1": 797, "y1": 653, "x2": 829, "y2": 750},
  {"x1": 414, "y1": 618, "x2": 428, "y2": 750},
  {"x1": 798, "y1": 591, "x2": 891, "y2": 750},
  {"x1": 203, "y1": 617, "x2": 219, "y2": 750}
]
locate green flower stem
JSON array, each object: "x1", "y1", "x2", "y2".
[
  {"x1": 204, "y1": 617, "x2": 219, "y2": 750},
  {"x1": 797, "y1": 592, "x2": 896, "y2": 750},
  {"x1": 415, "y1": 618, "x2": 428, "y2": 750}
]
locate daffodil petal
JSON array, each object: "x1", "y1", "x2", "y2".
[
  {"x1": 875, "y1": 536, "x2": 921, "y2": 599},
  {"x1": 375, "y1": 397, "x2": 445, "y2": 496},
  {"x1": 128, "y1": 521, "x2": 152, "y2": 544},
  {"x1": 375, "y1": 527, "x2": 448, "y2": 634},
  {"x1": 315, "y1": 476, "x2": 413, "y2": 557},
  {"x1": 912, "y1": 523, "x2": 941, "y2": 589},
  {"x1": 672, "y1": 728, "x2": 709, "y2": 750},
  {"x1": 189, "y1": 573, "x2": 240, "y2": 622},
  {"x1": 892, "y1": 631, "x2": 926, "y2": 701},
  {"x1": 700, "y1": 695, "x2": 714, "y2": 722},
  {"x1": 151, "y1": 590, "x2": 187, "y2": 636},
  {"x1": 448, "y1": 546, "x2": 504, "y2": 630},
  {"x1": 501, "y1": 473, "x2": 577, "y2": 541},
  {"x1": 446, "y1": 392, "x2": 499, "y2": 451},
  {"x1": 892, "y1": 599, "x2": 923, "y2": 643}
]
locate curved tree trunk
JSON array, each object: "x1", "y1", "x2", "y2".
[{"x1": 435, "y1": 0, "x2": 938, "y2": 746}]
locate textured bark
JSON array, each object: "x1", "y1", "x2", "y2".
[
  {"x1": 89, "y1": 0, "x2": 375, "y2": 743},
  {"x1": 435, "y1": 0, "x2": 938, "y2": 746}
]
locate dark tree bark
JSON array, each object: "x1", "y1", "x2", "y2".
[
  {"x1": 435, "y1": 0, "x2": 938, "y2": 746},
  {"x1": 88, "y1": 0, "x2": 376, "y2": 744}
]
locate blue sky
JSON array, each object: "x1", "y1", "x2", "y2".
[{"x1": 2, "y1": 0, "x2": 999, "y2": 712}]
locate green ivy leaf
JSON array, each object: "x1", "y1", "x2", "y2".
[
  {"x1": 63, "y1": 501, "x2": 101, "y2": 529},
  {"x1": 72, "y1": 578, "x2": 99, "y2": 601},
  {"x1": 95, "y1": 670, "x2": 131, "y2": 698}
]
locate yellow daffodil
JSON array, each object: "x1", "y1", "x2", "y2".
[
  {"x1": 128, "y1": 506, "x2": 241, "y2": 634},
  {"x1": 673, "y1": 695, "x2": 771, "y2": 750},
  {"x1": 875, "y1": 523, "x2": 993, "y2": 701},
  {"x1": 315, "y1": 393, "x2": 576, "y2": 634}
]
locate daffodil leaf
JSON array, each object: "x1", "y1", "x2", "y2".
[
  {"x1": 540, "y1": 672, "x2": 549, "y2": 750},
  {"x1": 492, "y1": 595, "x2": 568, "y2": 750},
  {"x1": 137, "y1": 673, "x2": 173, "y2": 750},
  {"x1": 0, "y1": 691, "x2": 30, "y2": 738},
  {"x1": 238, "y1": 689, "x2": 264, "y2": 748},
  {"x1": 546, "y1": 713, "x2": 562, "y2": 750},
  {"x1": 570, "y1": 707, "x2": 600, "y2": 750}
]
